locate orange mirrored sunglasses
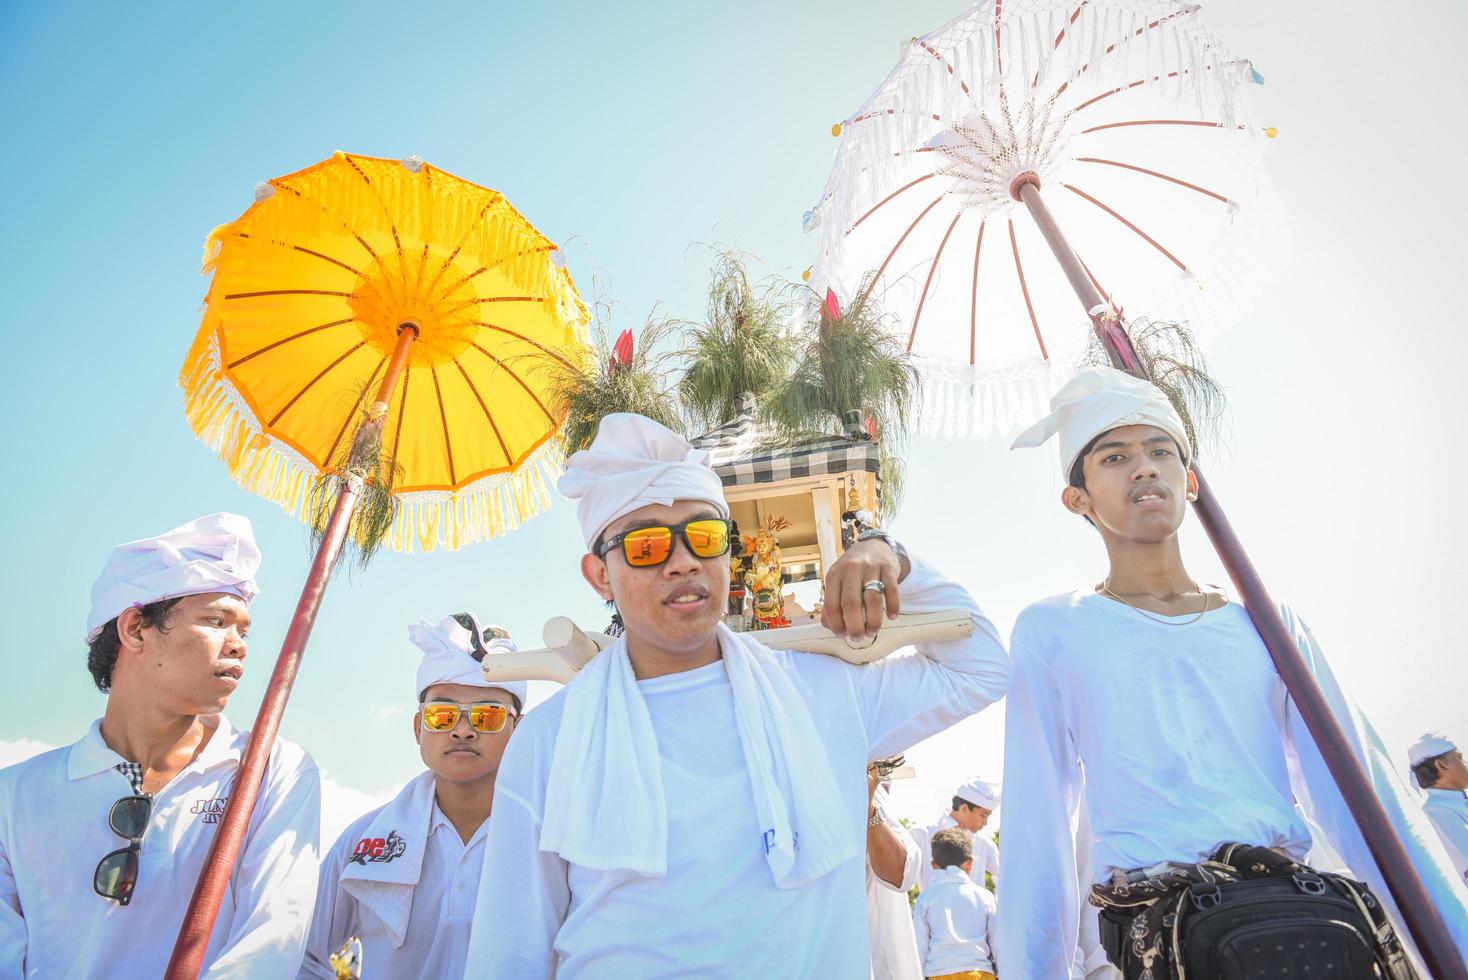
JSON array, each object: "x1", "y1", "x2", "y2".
[
  {"x1": 420, "y1": 701, "x2": 516, "y2": 733},
  {"x1": 597, "y1": 518, "x2": 732, "y2": 568}
]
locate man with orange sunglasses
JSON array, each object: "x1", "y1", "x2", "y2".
[
  {"x1": 463, "y1": 413, "x2": 1011, "y2": 977},
  {"x1": 299, "y1": 613, "x2": 525, "y2": 980}
]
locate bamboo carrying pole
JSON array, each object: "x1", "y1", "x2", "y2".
[
  {"x1": 165, "y1": 325, "x2": 419, "y2": 979},
  {"x1": 1010, "y1": 174, "x2": 1466, "y2": 979}
]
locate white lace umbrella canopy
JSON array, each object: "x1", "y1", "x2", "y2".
[{"x1": 806, "y1": 0, "x2": 1286, "y2": 437}]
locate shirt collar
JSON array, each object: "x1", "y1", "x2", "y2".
[
  {"x1": 932, "y1": 865, "x2": 973, "y2": 886},
  {"x1": 1426, "y1": 787, "x2": 1468, "y2": 803},
  {"x1": 428, "y1": 795, "x2": 491, "y2": 846},
  {"x1": 66, "y1": 714, "x2": 240, "y2": 782},
  {"x1": 67, "y1": 719, "x2": 125, "y2": 780}
]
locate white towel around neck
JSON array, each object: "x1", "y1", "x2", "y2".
[
  {"x1": 539, "y1": 624, "x2": 859, "y2": 889},
  {"x1": 338, "y1": 771, "x2": 437, "y2": 947}
]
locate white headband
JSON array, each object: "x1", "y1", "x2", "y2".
[
  {"x1": 955, "y1": 777, "x2": 1000, "y2": 811},
  {"x1": 1012, "y1": 367, "x2": 1191, "y2": 480},
  {"x1": 557, "y1": 413, "x2": 729, "y2": 551},
  {"x1": 86, "y1": 512, "x2": 260, "y2": 641},
  {"x1": 409, "y1": 614, "x2": 525, "y2": 707}
]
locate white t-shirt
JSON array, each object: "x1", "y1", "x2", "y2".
[
  {"x1": 996, "y1": 591, "x2": 1468, "y2": 976},
  {"x1": 299, "y1": 772, "x2": 487, "y2": 980},
  {"x1": 912, "y1": 866, "x2": 997, "y2": 976},
  {"x1": 911, "y1": 814, "x2": 999, "y2": 892},
  {"x1": 0, "y1": 716, "x2": 320, "y2": 978},
  {"x1": 462, "y1": 557, "x2": 1008, "y2": 977}
]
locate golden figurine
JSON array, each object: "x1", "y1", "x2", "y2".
[
  {"x1": 744, "y1": 515, "x2": 791, "y2": 629},
  {"x1": 330, "y1": 935, "x2": 363, "y2": 980}
]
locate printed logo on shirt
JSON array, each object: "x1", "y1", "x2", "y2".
[
  {"x1": 191, "y1": 797, "x2": 229, "y2": 824},
  {"x1": 350, "y1": 830, "x2": 408, "y2": 865},
  {"x1": 761, "y1": 829, "x2": 800, "y2": 854}
]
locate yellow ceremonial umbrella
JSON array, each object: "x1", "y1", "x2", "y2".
[
  {"x1": 181, "y1": 151, "x2": 589, "y2": 552},
  {"x1": 166, "y1": 152, "x2": 589, "y2": 978}
]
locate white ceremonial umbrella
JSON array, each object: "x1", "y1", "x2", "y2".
[{"x1": 806, "y1": 0, "x2": 1285, "y2": 436}]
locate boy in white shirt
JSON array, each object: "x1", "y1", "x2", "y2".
[
  {"x1": 299, "y1": 613, "x2": 524, "y2": 980},
  {"x1": 1408, "y1": 732, "x2": 1468, "y2": 886},
  {"x1": 998, "y1": 367, "x2": 1468, "y2": 976},
  {"x1": 912, "y1": 827, "x2": 998, "y2": 980}
]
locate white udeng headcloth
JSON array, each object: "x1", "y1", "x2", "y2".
[
  {"x1": 955, "y1": 777, "x2": 1001, "y2": 811},
  {"x1": 557, "y1": 413, "x2": 729, "y2": 551},
  {"x1": 86, "y1": 512, "x2": 260, "y2": 641},
  {"x1": 409, "y1": 615, "x2": 526, "y2": 707},
  {"x1": 1011, "y1": 367, "x2": 1191, "y2": 480}
]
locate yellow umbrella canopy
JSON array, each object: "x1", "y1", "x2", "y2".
[{"x1": 180, "y1": 152, "x2": 591, "y2": 552}]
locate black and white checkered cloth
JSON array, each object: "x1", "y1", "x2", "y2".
[
  {"x1": 115, "y1": 762, "x2": 145, "y2": 795},
  {"x1": 691, "y1": 394, "x2": 879, "y2": 488}
]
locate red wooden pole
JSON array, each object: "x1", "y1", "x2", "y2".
[
  {"x1": 1011, "y1": 175, "x2": 1466, "y2": 978},
  {"x1": 165, "y1": 324, "x2": 418, "y2": 979}
]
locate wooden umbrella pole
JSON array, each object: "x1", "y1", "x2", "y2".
[
  {"x1": 165, "y1": 324, "x2": 418, "y2": 979},
  {"x1": 1009, "y1": 174, "x2": 1465, "y2": 978}
]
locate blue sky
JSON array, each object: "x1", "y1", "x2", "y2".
[{"x1": 3, "y1": 1, "x2": 1465, "y2": 836}]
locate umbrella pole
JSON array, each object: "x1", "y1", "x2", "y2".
[
  {"x1": 1008, "y1": 173, "x2": 1465, "y2": 978},
  {"x1": 165, "y1": 324, "x2": 419, "y2": 980}
]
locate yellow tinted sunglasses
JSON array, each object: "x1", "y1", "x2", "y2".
[
  {"x1": 597, "y1": 518, "x2": 732, "y2": 568},
  {"x1": 420, "y1": 700, "x2": 517, "y2": 734}
]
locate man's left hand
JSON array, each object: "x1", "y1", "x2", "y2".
[{"x1": 822, "y1": 538, "x2": 902, "y2": 643}]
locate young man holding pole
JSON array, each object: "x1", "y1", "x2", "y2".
[
  {"x1": 462, "y1": 413, "x2": 1010, "y2": 977},
  {"x1": 0, "y1": 513, "x2": 321, "y2": 978},
  {"x1": 299, "y1": 613, "x2": 524, "y2": 979},
  {"x1": 997, "y1": 368, "x2": 1468, "y2": 977}
]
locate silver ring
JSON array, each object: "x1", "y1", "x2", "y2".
[{"x1": 862, "y1": 579, "x2": 886, "y2": 594}]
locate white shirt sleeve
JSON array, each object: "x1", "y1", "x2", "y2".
[
  {"x1": 296, "y1": 825, "x2": 361, "y2": 980},
  {"x1": 911, "y1": 899, "x2": 930, "y2": 968},
  {"x1": 849, "y1": 554, "x2": 1010, "y2": 759},
  {"x1": 0, "y1": 814, "x2": 23, "y2": 976},
  {"x1": 206, "y1": 747, "x2": 322, "y2": 979},
  {"x1": 994, "y1": 615, "x2": 1084, "y2": 978},
  {"x1": 1279, "y1": 607, "x2": 1468, "y2": 960},
  {"x1": 462, "y1": 785, "x2": 570, "y2": 978}
]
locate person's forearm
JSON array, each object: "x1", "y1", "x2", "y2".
[{"x1": 868, "y1": 816, "x2": 911, "y2": 889}]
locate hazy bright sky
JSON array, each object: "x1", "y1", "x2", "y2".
[{"x1": 2, "y1": 1, "x2": 1464, "y2": 842}]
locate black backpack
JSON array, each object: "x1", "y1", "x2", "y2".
[
  {"x1": 1177, "y1": 871, "x2": 1415, "y2": 979},
  {"x1": 1097, "y1": 859, "x2": 1417, "y2": 980}
]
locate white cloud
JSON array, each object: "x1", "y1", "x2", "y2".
[
  {"x1": 0, "y1": 737, "x2": 398, "y2": 851},
  {"x1": 372, "y1": 705, "x2": 407, "y2": 722},
  {"x1": 319, "y1": 771, "x2": 401, "y2": 847}
]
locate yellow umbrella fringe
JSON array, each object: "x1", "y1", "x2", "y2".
[{"x1": 181, "y1": 331, "x2": 566, "y2": 552}]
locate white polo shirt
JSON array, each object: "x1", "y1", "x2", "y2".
[
  {"x1": 299, "y1": 771, "x2": 488, "y2": 980},
  {"x1": 0, "y1": 715, "x2": 320, "y2": 978}
]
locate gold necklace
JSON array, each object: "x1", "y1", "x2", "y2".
[{"x1": 1099, "y1": 579, "x2": 1215, "y2": 626}]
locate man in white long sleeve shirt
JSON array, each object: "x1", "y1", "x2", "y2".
[
  {"x1": 299, "y1": 613, "x2": 525, "y2": 979},
  {"x1": 0, "y1": 513, "x2": 321, "y2": 978},
  {"x1": 867, "y1": 763, "x2": 923, "y2": 980},
  {"x1": 911, "y1": 777, "x2": 1000, "y2": 893},
  {"x1": 912, "y1": 828, "x2": 998, "y2": 980},
  {"x1": 462, "y1": 414, "x2": 1009, "y2": 978},
  {"x1": 1408, "y1": 732, "x2": 1468, "y2": 885},
  {"x1": 998, "y1": 368, "x2": 1468, "y2": 977}
]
